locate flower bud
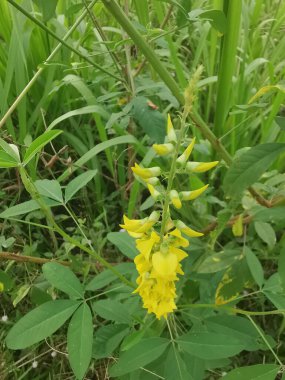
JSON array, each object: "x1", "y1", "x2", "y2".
[
  {"x1": 180, "y1": 184, "x2": 208, "y2": 201},
  {"x1": 132, "y1": 163, "x2": 161, "y2": 179},
  {"x1": 167, "y1": 114, "x2": 177, "y2": 143},
  {"x1": 176, "y1": 138, "x2": 196, "y2": 165},
  {"x1": 147, "y1": 184, "x2": 161, "y2": 200},
  {"x1": 148, "y1": 211, "x2": 160, "y2": 223},
  {"x1": 170, "y1": 190, "x2": 182, "y2": 209},
  {"x1": 176, "y1": 220, "x2": 203, "y2": 237},
  {"x1": 153, "y1": 143, "x2": 174, "y2": 156},
  {"x1": 186, "y1": 161, "x2": 218, "y2": 173},
  {"x1": 143, "y1": 177, "x2": 160, "y2": 185}
]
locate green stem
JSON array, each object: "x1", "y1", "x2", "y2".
[
  {"x1": 160, "y1": 111, "x2": 188, "y2": 237},
  {"x1": 19, "y1": 167, "x2": 135, "y2": 289},
  {"x1": 247, "y1": 315, "x2": 283, "y2": 366},
  {"x1": 179, "y1": 303, "x2": 285, "y2": 316}
]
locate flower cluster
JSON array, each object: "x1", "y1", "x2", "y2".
[{"x1": 121, "y1": 115, "x2": 218, "y2": 319}]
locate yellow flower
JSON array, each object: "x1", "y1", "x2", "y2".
[
  {"x1": 168, "y1": 228, "x2": 189, "y2": 248},
  {"x1": 167, "y1": 114, "x2": 177, "y2": 143},
  {"x1": 170, "y1": 190, "x2": 182, "y2": 209},
  {"x1": 176, "y1": 138, "x2": 196, "y2": 165},
  {"x1": 147, "y1": 184, "x2": 161, "y2": 200},
  {"x1": 176, "y1": 220, "x2": 203, "y2": 237},
  {"x1": 153, "y1": 143, "x2": 174, "y2": 156},
  {"x1": 152, "y1": 251, "x2": 178, "y2": 279},
  {"x1": 136, "y1": 231, "x2": 160, "y2": 262},
  {"x1": 132, "y1": 163, "x2": 161, "y2": 179},
  {"x1": 120, "y1": 211, "x2": 160, "y2": 235},
  {"x1": 180, "y1": 184, "x2": 209, "y2": 201},
  {"x1": 186, "y1": 161, "x2": 218, "y2": 173}
]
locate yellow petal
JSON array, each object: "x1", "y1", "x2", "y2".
[
  {"x1": 152, "y1": 251, "x2": 178, "y2": 278},
  {"x1": 153, "y1": 143, "x2": 174, "y2": 156},
  {"x1": 176, "y1": 220, "x2": 203, "y2": 237},
  {"x1": 176, "y1": 138, "x2": 196, "y2": 164},
  {"x1": 147, "y1": 184, "x2": 160, "y2": 200},
  {"x1": 131, "y1": 163, "x2": 161, "y2": 179},
  {"x1": 180, "y1": 184, "x2": 209, "y2": 201},
  {"x1": 186, "y1": 161, "x2": 218, "y2": 173},
  {"x1": 167, "y1": 114, "x2": 177, "y2": 142},
  {"x1": 168, "y1": 229, "x2": 189, "y2": 248},
  {"x1": 136, "y1": 231, "x2": 160, "y2": 262},
  {"x1": 170, "y1": 190, "x2": 182, "y2": 209}
]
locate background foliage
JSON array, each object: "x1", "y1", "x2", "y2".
[{"x1": 0, "y1": 0, "x2": 285, "y2": 379}]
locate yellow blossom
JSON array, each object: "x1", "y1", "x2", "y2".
[
  {"x1": 147, "y1": 184, "x2": 161, "y2": 200},
  {"x1": 176, "y1": 138, "x2": 196, "y2": 165},
  {"x1": 132, "y1": 163, "x2": 161, "y2": 179},
  {"x1": 170, "y1": 190, "x2": 182, "y2": 209},
  {"x1": 153, "y1": 143, "x2": 174, "y2": 156},
  {"x1": 186, "y1": 161, "x2": 218, "y2": 173},
  {"x1": 180, "y1": 184, "x2": 209, "y2": 201},
  {"x1": 176, "y1": 220, "x2": 203, "y2": 237},
  {"x1": 167, "y1": 114, "x2": 177, "y2": 143}
]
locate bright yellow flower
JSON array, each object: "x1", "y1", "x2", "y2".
[
  {"x1": 176, "y1": 138, "x2": 196, "y2": 165},
  {"x1": 186, "y1": 161, "x2": 218, "y2": 173},
  {"x1": 147, "y1": 184, "x2": 161, "y2": 200},
  {"x1": 170, "y1": 190, "x2": 182, "y2": 209},
  {"x1": 120, "y1": 211, "x2": 159, "y2": 235},
  {"x1": 152, "y1": 251, "x2": 178, "y2": 279},
  {"x1": 153, "y1": 143, "x2": 174, "y2": 156},
  {"x1": 136, "y1": 231, "x2": 160, "y2": 262},
  {"x1": 167, "y1": 114, "x2": 177, "y2": 143},
  {"x1": 132, "y1": 163, "x2": 161, "y2": 179},
  {"x1": 176, "y1": 220, "x2": 203, "y2": 237},
  {"x1": 180, "y1": 184, "x2": 209, "y2": 201}
]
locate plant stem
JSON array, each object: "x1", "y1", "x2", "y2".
[
  {"x1": 247, "y1": 315, "x2": 283, "y2": 366},
  {"x1": 160, "y1": 110, "x2": 188, "y2": 237}
]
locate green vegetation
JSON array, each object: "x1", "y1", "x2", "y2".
[{"x1": 0, "y1": 1, "x2": 285, "y2": 379}]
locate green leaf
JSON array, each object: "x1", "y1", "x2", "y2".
[
  {"x1": 6, "y1": 300, "x2": 80, "y2": 349},
  {"x1": 42, "y1": 262, "x2": 84, "y2": 299},
  {"x1": 198, "y1": 249, "x2": 241, "y2": 274},
  {"x1": 204, "y1": 315, "x2": 265, "y2": 351},
  {"x1": 92, "y1": 299, "x2": 132, "y2": 324},
  {"x1": 85, "y1": 263, "x2": 135, "y2": 291},
  {"x1": 164, "y1": 345, "x2": 192, "y2": 380},
  {"x1": 65, "y1": 170, "x2": 97, "y2": 203},
  {"x1": 0, "y1": 150, "x2": 19, "y2": 168},
  {"x1": 245, "y1": 247, "x2": 264, "y2": 288},
  {"x1": 109, "y1": 338, "x2": 170, "y2": 377},
  {"x1": 223, "y1": 143, "x2": 285, "y2": 197},
  {"x1": 33, "y1": 0, "x2": 57, "y2": 22},
  {"x1": 58, "y1": 135, "x2": 138, "y2": 182},
  {"x1": 200, "y1": 10, "x2": 227, "y2": 34},
  {"x1": 35, "y1": 179, "x2": 63, "y2": 203},
  {"x1": 0, "y1": 198, "x2": 60, "y2": 219},
  {"x1": 0, "y1": 270, "x2": 14, "y2": 291},
  {"x1": 215, "y1": 259, "x2": 253, "y2": 305},
  {"x1": 47, "y1": 105, "x2": 109, "y2": 131},
  {"x1": 275, "y1": 116, "x2": 285, "y2": 131},
  {"x1": 0, "y1": 138, "x2": 20, "y2": 162},
  {"x1": 12, "y1": 284, "x2": 31, "y2": 307},
  {"x1": 23, "y1": 130, "x2": 62, "y2": 166},
  {"x1": 107, "y1": 232, "x2": 138, "y2": 259},
  {"x1": 177, "y1": 332, "x2": 244, "y2": 360},
  {"x1": 131, "y1": 96, "x2": 166, "y2": 143},
  {"x1": 254, "y1": 221, "x2": 276, "y2": 249},
  {"x1": 67, "y1": 303, "x2": 93, "y2": 380},
  {"x1": 222, "y1": 364, "x2": 279, "y2": 380},
  {"x1": 93, "y1": 324, "x2": 129, "y2": 359},
  {"x1": 278, "y1": 246, "x2": 285, "y2": 291}
]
